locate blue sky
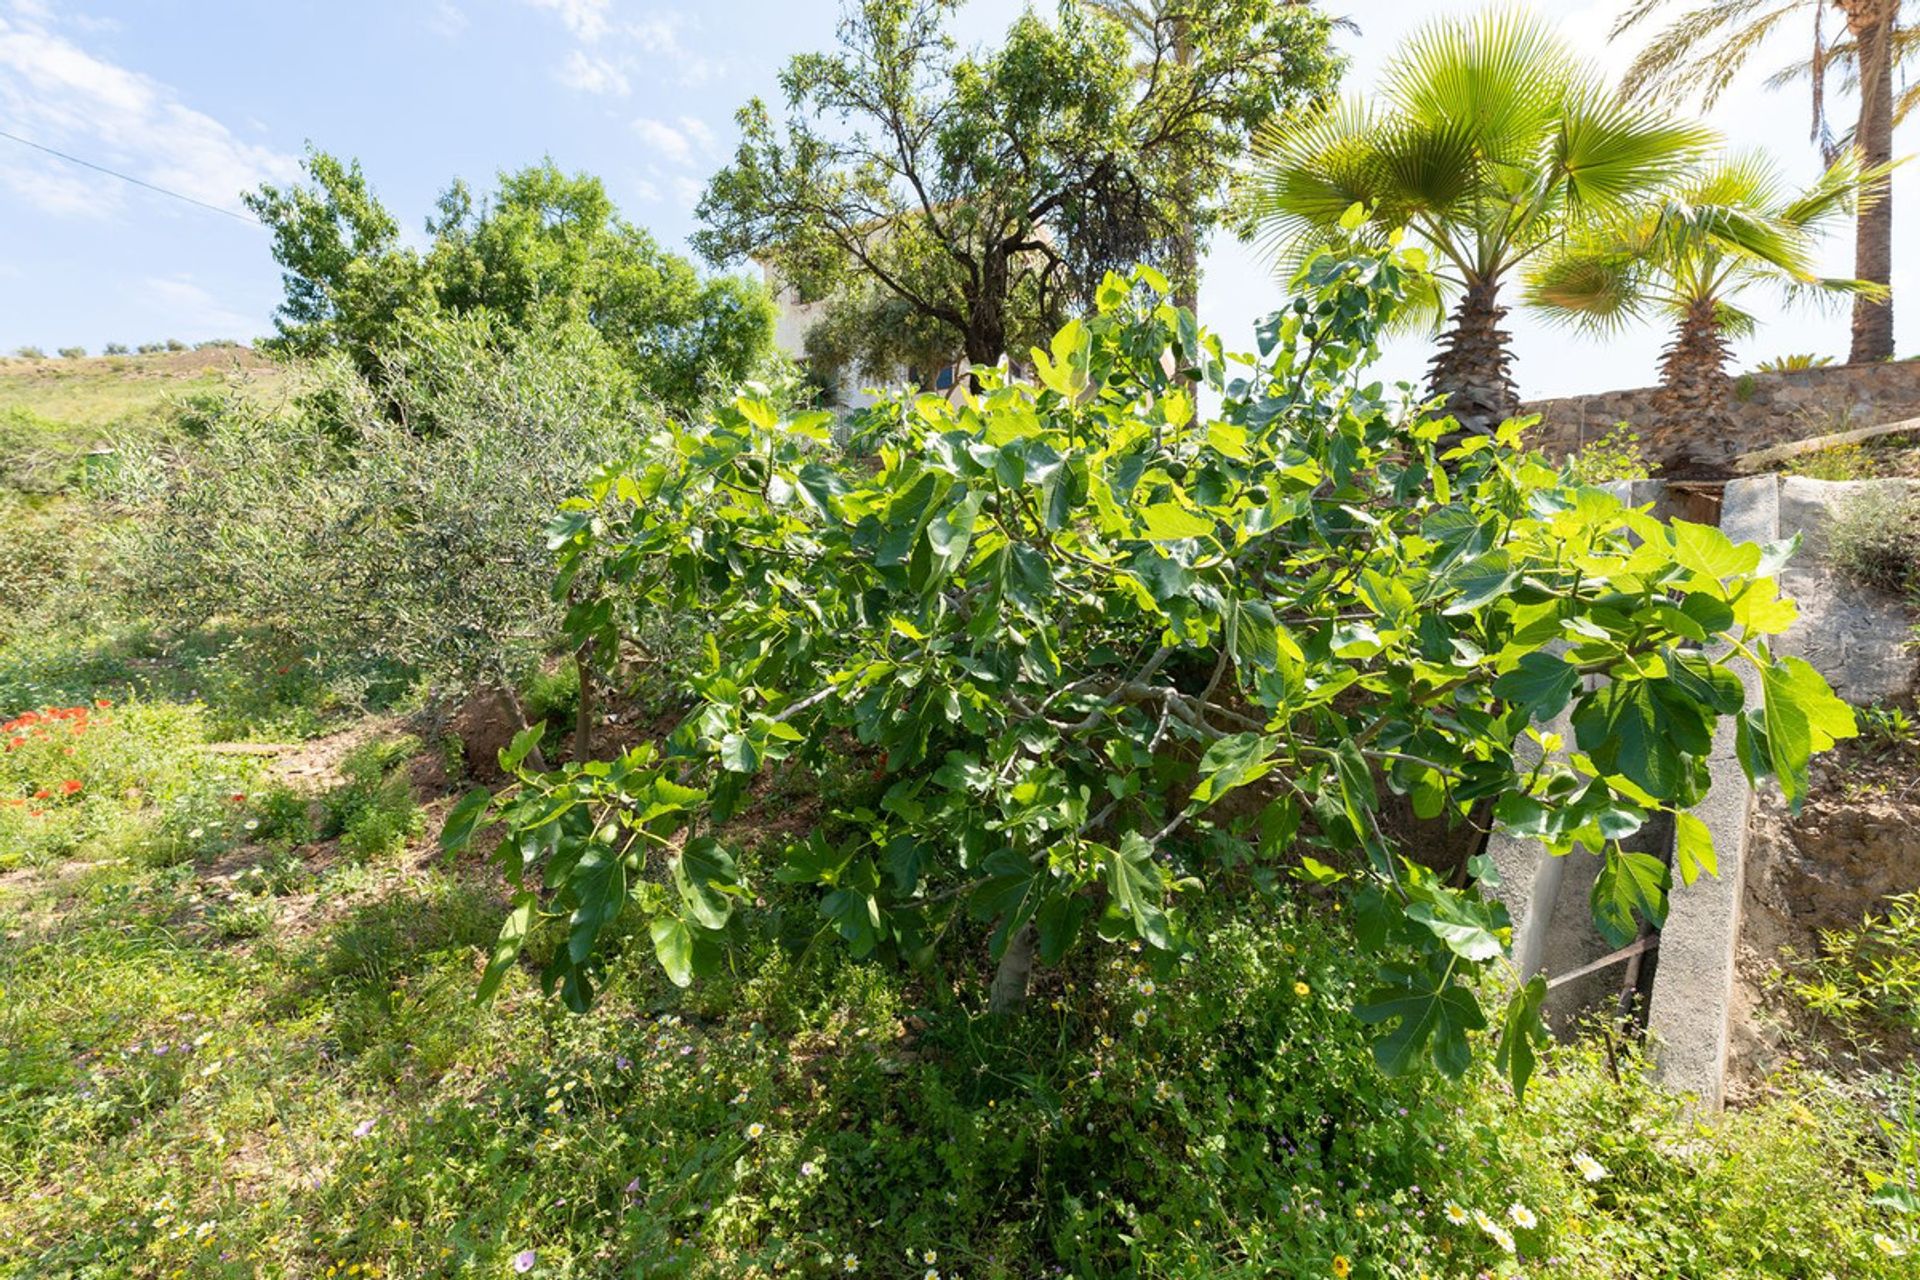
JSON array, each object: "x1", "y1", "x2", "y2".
[{"x1": 1, "y1": 0, "x2": 1912, "y2": 397}]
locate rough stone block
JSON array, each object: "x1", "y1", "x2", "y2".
[{"x1": 1773, "y1": 477, "x2": 1920, "y2": 706}]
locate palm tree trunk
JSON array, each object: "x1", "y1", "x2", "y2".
[
  {"x1": 1426, "y1": 276, "x2": 1519, "y2": 436},
  {"x1": 1654, "y1": 297, "x2": 1738, "y2": 471},
  {"x1": 1843, "y1": 0, "x2": 1897, "y2": 363}
]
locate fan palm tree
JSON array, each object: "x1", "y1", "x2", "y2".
[
  {"x1": 1527, "y1": 151, "x2": 1889, "y2": 467},
  {"x1": 1615, "y1": 0, "x2": 1908, "y2": 363},
  {"x1": 1239, "y1": 8, "x2": 1714, "y2": 435}
]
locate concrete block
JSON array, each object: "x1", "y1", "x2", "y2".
[
  {"x1": 1646, "y1": 708, "x2": 1757, "y2": 1110},
  {"x1": 1485, "y1": 726, "x2": 1558, "y2": 982},
  {"x1": 1642, "y1": 473, "x2": 1777, "y2": 1108}
]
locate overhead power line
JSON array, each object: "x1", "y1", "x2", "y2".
[{"x1": 0, "y1": 127, "x2": 264, "y2": 226}]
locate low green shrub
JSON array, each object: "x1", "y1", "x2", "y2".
[
  {"x1": 1752, "y1": 353, "x2": 1835, "y2": 372},
  {"x1": 123, "y1": 313, "x2": 641, "y2": 710},
  {"x1": 1829, "y1": 486, "x2": 1920, "y2": 596},
  {"x1": 521, "y1": 662, "x2": 581, "y2": 758},
  {"x1": 1788, "y1": 442, "x2": 1881, "y2": 481},
  {"x1": 1861, "y1": 704, "x2": 1918, "y2": 751},
  {"x1": 322, "y1": 735, "x2": 423, "y2": 860},
  {"x1": 1564, "y1": 422, "x2": 1656, "y2": 485},
  {"x1": 1783, "y1": 892, "x2": 1920, "y2": 1045},
  {"x1": 247, "y1": 782, "x2": 315, "y2": 846}
]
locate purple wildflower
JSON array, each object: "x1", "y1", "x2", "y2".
[{"x1": 513, "y1": 1249, "x2": 537, "y2": 1273}]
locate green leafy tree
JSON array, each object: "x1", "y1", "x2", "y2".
[
  {"x1": 1082, "y1": 0, "x2": 1347, "y2": 311},
  {"x1": 446, "y1": 238, "x2": 1853, "y2": 1093},
  {"x1": 693, "y1": 0, "x2": 1335, "y2": 381},
  {"x1": 1528, "y1": 151, "x2": 1889, "y2": 464},
  {"x1": 246, "y1": 151, "x2": 774, "y2": 412},
  {"x1": 1615, "y1": 0, "x2": 1909, "y2": 363},
  {"x1": 1238, "y1": 8, "x2": 1713, "y2": 436}
]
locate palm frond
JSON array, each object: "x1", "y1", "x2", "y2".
[
  {"x1": 1776, "y1": 273, "x2": 1892, "y2": 314},
  {"x1": 1766, "y1": 23, "x2": 1920, "y2": 130},
  {"x1": 1525, "y1": 244, "x2": 1648, "y2": 334},
  {"x1": 1383, "y1": 6, "x2": 1569, "y2": 164},
  {"x1": 1615, "y1": 0, "x2": 1812, "y2": 108},
  {"x1": 1237, "y1": 97, "x2": 1387, "y2": 272},
  {"x1": 1553, "y1": 86, "x2": 1717, "y2": 213},
  {"x1": 1712, "y1": 297, "x2": 1762, "y2": 339}
]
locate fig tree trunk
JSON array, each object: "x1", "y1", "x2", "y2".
[{"x1": 988, "y1": 921, "x2": 1037, "y2": 1014}]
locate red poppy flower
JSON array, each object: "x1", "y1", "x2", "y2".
[
  {"x1": 33, "y1": 788, "x2": 51, "y2": 800},
  {"x1": 61, "y1": 779, "x2": 83, "y2": 795},
  {"x1": 95, "y1": 698, "x2": 111, "y2": 708},
  {"x1": 229, "y1": 793, "x2": 246, "y2": 804}
]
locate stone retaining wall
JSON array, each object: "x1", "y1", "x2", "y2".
[
  {"x1": 1486, "y1": 475, "x2": 1920, "y2": 1111},
  {"x1": 1522, "y1": 360, "x2": 1920, "y2": 470}
]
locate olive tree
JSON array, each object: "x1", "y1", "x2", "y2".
[
  {"x1": 127, "y1": 313, "x2": 640, "y2": 724},
  {"x1": 694, "y1": 0, "x2": 1336, "y2": 382}
]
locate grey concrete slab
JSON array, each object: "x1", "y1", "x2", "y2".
[{"x1": 1644, "y1": 474, "x2": 1774, "y2": 1109}]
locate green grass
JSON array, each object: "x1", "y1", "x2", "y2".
[
  {"x1": 1, "y1": 700, "x2": 1915, "y2": 1278},
  {"x1": 2, "y1": 351, "x2": 1915, "y2": 1278},
  {"x1": 0, "y1": 349, "x2": 283, "y2": 431}
]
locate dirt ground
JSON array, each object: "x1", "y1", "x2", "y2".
[{"x1": 1730, "y1": 733, "x2": 1920, "y2": 1095}]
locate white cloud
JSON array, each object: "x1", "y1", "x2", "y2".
[
  {"x1": 142, "y1": 275, "x2": 263, "y2": 340},
  {"x1": 671, "y1": 174, "x2": 703, "y2": 207},
  {"x1": 636, "y1": 14, "x2": 724, "y2": 88},
  {"x1": 632, "y1": 116, "x2": 692, "y2": 163},
  {"x1": 0, "y1": 153, "x2": 105, "y2": 215},
  {"x1": 558, "y1": 47, "x2": 630, "y2": 95},
  {"x1": 0, "y1": 12, "x2": 295, "y2": 217},
  {"x1": 426, "y1": 1, "x2": 467, "y2": 37},
  {"x1": 630, "y1": 114, "x2": 715, "y2": 168},
  {"x1": 522, "y1": 0, "x2": 611, "y2": 42},
  {"x1": 523, "y1": 7, "x2": 724, "y2": 96},
  {"x1": 677, "y1": 114, "x2": 713, "y2": 150}
]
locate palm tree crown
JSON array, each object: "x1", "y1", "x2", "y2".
[
  {"x1": 1615, "y1": 0, "x2": 1907, "y2": 362},
  {"x1": 1527, "y1": 151, "x2": 1888, "y2": 469},
  {"x1": 1239, "y1": 8, "x2": 1714, "y2": 435}
]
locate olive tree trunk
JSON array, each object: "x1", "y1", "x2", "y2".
[
  {"x1": 1426, "y1": 276, "x2": 1519, "y2": 437},
  {"x1": 1171, "y1": 13, "x2": 1199, "y2": 315},
  {"x1": 1843, "y1": 0, "x2": 1897, "y2": 364}
]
